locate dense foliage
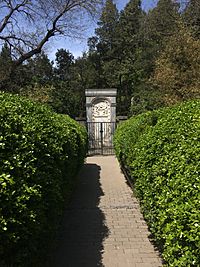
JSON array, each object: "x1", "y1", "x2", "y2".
[
  {"x1": 151, "y1": 22, "x2": 200, "y2": 105},
  {"x1": 0, "y1": 92, "x2": 87, "y2": 266},
  {"x1": 114, "y1": 100, "x2": 200, "y2": 266},
  {"x1": 0, "y1": 0, "x2": 199, "y2": 117}
]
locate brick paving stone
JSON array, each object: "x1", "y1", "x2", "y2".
[{"x1": 48, "y1": 156, "x2": 163, "y2": 267}]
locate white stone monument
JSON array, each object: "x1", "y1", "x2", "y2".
[{"x1": 85, "y1": 89, "x2": 117, "y2": 153}]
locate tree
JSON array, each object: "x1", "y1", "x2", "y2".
[
  {"x1": 86, "y1": 38, "x2": 103, "y2": 88},
  {"x1": 125, "y1": 0, "x2": 181, "y2": 115},
  {"x1": 116, "y1": 0, "x2": 144, "y2": 113},
  {"x1": 0, "y1": 0, "x2": 103, "y2": 68},
  {"x1": 151, "y1": 22, "x2": 200, "y2": 105},
  {"x1": 183, "y1": 0, "x2": 200, "y2": 37},
  {"x1": 145, "y1": 0, "x2": 180, "y2": 44},
  {"x1": 74, "y1": 52, "x2": 99, "y2": 88},
  {"x1": 54, "y1": 49, "x2": 74, "y2": 81},
  {"x1": 91, "y1": 0, "x2": 120, "y2": 88},
  {"x1": 28, "y1": 52, "x2": 53, "y2": 84},
  {"x1": 19, "y1": 52, "x2": 53, "y2": 103},
  {"x1": 0, "y1": 43, "x2": 31, "y2": 91},
  {"x1": 49, "y1": 49, "x2": 84, "y2": 117},
  {"x1": 0, "y1": 43, "x2": 12, "y2": 83},
  {"x1": 20, "y1": 84, "x2": 54, "y2": 104},
  {"x1": 19, "y1": 48, "x2": 83, "y2": 117},
  {"x1": 118, "y1": 0, "x2": 144, "y2": 60},
  {"x1": 95, "y1": 0, "x2": 119, "y2": 52},
  {"x1": 129, "y1": 85, "x2": 164, "y2": 116},
  {"x1": 140, "y1": 0, "x2": 180, "y2": 72},
  {"x1": 49, "y1": 82, "x2": 81, "y2": 118}
]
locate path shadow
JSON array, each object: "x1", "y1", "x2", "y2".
[{"x1": 47, "y1": 163, "x2": 109, "y2": 267}]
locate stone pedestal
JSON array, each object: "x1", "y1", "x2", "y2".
[{"x1": 85, "y1": 88, "x2": 117, "y2": 123}]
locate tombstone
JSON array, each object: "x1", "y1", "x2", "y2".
[{"x1": 85, "y1": 88, "x2": 117, "y2": 155}]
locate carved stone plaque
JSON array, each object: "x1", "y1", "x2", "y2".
[{"x1": 92, "y1": 99, "x2": 111, "y2": 122}]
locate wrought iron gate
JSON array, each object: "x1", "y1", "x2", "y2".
[{"x1": 87, "y1": 122, "x2": 116, "y2": 155}]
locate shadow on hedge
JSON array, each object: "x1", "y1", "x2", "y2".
[{"x1": 47, "y1": 163, "x2": 109, "y2": 267}]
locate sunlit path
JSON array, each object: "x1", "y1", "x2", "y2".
[{"x1": 48, "y1": 156, "x2": 163, "y2": 267}]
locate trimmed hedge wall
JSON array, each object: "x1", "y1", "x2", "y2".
[
  {"x1": 0, "y1": 92, "x2": 87, "y2": 266},
  {"x1": 114, "y1": 100, "x2": 200, "y2": 266}
]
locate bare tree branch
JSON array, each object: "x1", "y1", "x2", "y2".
[
  {"x1": 0, "y1": 0, "x2": 30, "y2": 33},
  {"x1": 0, "y1": 0, "x2": 103, "y2": 70}
]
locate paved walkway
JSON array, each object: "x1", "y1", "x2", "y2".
[{"x1": 48, "y1": 156, "x2": 163, "y2": 267}]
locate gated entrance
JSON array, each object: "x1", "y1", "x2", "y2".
[
  {"x1": 85, "y1": 88, "x2": 117, "y2": 156},
  {"x1": 87, "y1": 121, "x2": 116, "y2": 155}
]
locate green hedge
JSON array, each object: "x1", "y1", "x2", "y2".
[
  {"x1": 0, "y1": 92, "x2": 87, "y2": 266},
  {"x1": 114, "y1": 100, "x2": 200, "y2": 266}
]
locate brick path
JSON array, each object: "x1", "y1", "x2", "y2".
[{"x1": 48, "y1": 156, "x2": 163, "y2": 267}]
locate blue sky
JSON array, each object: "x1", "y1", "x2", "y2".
[{"x1": 48, "y1": 0, "x2": 158, "y2": 61}]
